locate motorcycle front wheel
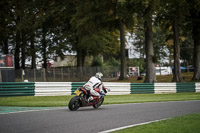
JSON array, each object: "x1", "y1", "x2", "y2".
[
  {"x1": 68, "y1": 96, "x2": 81, "y2": 111},
  {"x1": 93, "y1": 97, "x2": 104, "y2": 109}
]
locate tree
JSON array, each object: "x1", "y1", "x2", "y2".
[
  {"x1": 115, "y1": 0, "x2": 136, "y2": 80},
  {"x1": 69, "y1": 0, "x2": 107, "y2": 67},
  {"x1": 172, "y1": 16, "x2": 184, "y2": 82},
  {"x1": 24, "y1": 0, "x2": 38, "y2": 69},
  {"x1": 71, "y1": 0, "x2": 134, "y2": 79},
  {"x1": 1, "y1": 0, "x2": 39, "y2": 69},
  {"x1": 0, "y1": 0, "x2": 11, "y2": 54},
  {"x1": 133, "y1": 0, "x2": 159, "y2": 82},
  {"x1": 119, "y1": 21, "x2": 126, "y2": 80},
  {"x1": 170, "y1": 0, "x2": 190, "y2": 82},
  {"x1": 143, "y1": 0, "x2": 157, "y2": 82},
  {"x1": 13, "y1": 1, "x2": 24, "y2": 69},
  {"x1": 33, "y1": 0, "x2": 72, "y2": 68},
  {"x1": 188, "y1": 0, "x2": 200, "y2": 80},
  {"x1": 158, "y1": 0, "x2": 190, "y2": 82},
  {"x1": 180, "y1": 34, "x2": 193, "y2": 70},
  {"x1": 70, "y1": 0, "x2": 122, "y2": 68}
]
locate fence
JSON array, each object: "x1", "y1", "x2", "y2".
[{"x1": 12, "y1": 66, "x2": 119, "y2": 82}]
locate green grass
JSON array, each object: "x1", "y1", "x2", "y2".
[
  {"x1": 0, "y1": 95, "x2": 74, "y2": 107},
  {"x1": 0, "y1": 93, "x2": 200, "y2": 107},
  {"x1": 104, "y1": 93, "x2": 200, "y2": 105},
  {"x1": 113, "y1": 113, "x2": 200, "y2": 133}
]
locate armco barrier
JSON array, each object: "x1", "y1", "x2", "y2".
[
  {"x1": 176, "y1": 83, "x2": 195, "y2": 93},
  {"x1": 196, "y1": 83, "x2": 200, "y2": 93},
  {"x1": 71, "y1": 82, "x2": 85, "y2": 95},
  {"x1": 0, "y1": 82, "x2": 35, "y2": 96},
  {"x1": 0, "y1": 82, "x2": 200, "y2": 97},
  {"x1": 104, "y1": 82, "x2": 130, "y2": 95},
  {"x1": 71, "y1": 82, "x2": 131, "y2": 95},
  {"x1": 131, "y1": 83, "x2": 154, "y2": 94},
  {"x1": 35, "y1": 82, "x2": 71, "y2": 96},
  {"x1": 154, "y1": 83, "x2": 176, "y2": 94}
]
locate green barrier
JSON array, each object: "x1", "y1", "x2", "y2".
[
  {"x1": 71, "y1": 82, "x2": 85, "y2": 95},
  {"x1": 176, "y1": 83, "x2": 195, "y2": 93},
  {"x1": 0, "y1": 82, "x2": 35, "y2": 97},
  {"x1": 131, "y1": 83, "x2": 154, "y2": 94}
]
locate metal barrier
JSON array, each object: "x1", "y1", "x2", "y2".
[
  {"x1": 0, "y1": 82, "x2": 200, "y2": 97},
  {"x1": 104, "y1": 82, "x2": 130, "y2": 95},
  {"x1": 71, "y1": 82, "x2": 85, "y2": 95},
  {"x1": 35, "y1": 82, "x2": 72, "y2": 96},
  {"x1": 196, "y1": 83, "x2": 200, "y2": 93},
  {"x1": 131, "y1": 83, "x2": 154, "y2": 94},
  {"x1": 0, "y1": 82, "x2": 35, "y2": 96},
  {"x1": 154, "y1": 83, "x2": 176, "y2": 94},
  {"x1": 176, "y1": 83, "x2": 195, "y2": 93},
  {"x1": 71, "y1": 82, "x2": 131, "y2": 95}
]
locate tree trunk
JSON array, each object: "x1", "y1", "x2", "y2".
[
  {"x1": 172, "y1": 17, "x2": 183, "y2": 82},
  {"x1": 21, "y1": 32, "x2": 26, "y2": 69},
  {"x1": 77, "y1": 48, "x2": 85, "y2": 80},
  {"x1": 192, "y1": 14, "x2": 200, "y2": 80},
  {"x1": 81, "y1": 54, "x2": 85, "y2": 67},
  {"x1": 76, "y1": 48, "x2": 85, "y2": 80},
  {"x1": 119, "y1": 21, "x2": 126, "y2": 80},
  {"x1": 144, "y1": 15, "x2": 156, "y2": 83},
  {"x1": 1, "y1": 7, "x2": 9, "y2": 55},
  {"x1": 77, "y1": 49, "x2": 84, "y2": 67},
  {"x1": 30, "y1": 33, "x2": 36, "y2": 69},
  {"x1": 77, "y1": 50, "x2": 81, "y2": 67},
  {"x1": 14, "y1": 16, "x2": 21, "y2": 69},
  {"x1": 42, "y1": 26, "x2": 47, "y2": 69},
  {"x1": 15, "y1": 30, "x2": 20, "y2": 69},
  {"x1": 75, "y1": 36, "x2": 85, "y2": 68},
  {"x1": 2, "y1": 39, "x2": 8, "y2": 54}
]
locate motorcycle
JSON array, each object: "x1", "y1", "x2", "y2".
[{"x1": 68, "y1": 87, "x2": 107, "y2": 111}]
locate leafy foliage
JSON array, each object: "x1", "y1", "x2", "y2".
[{"x1": 1, "y1": 0, "x2": 200, "y2": 81}]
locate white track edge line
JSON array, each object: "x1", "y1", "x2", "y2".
[
  {"x1": 98, "y1": 118, "x2": 169, "y2": 133},
  {"x1": 1, "y1": 100, "x2": 200, "y2": 115},
  {"x1": 0, "y1": 107, "x2": 66, "y2": 115}
]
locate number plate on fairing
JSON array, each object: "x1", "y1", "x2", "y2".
[{"x1": 74, "y1": 89, "x2": 81, "y2": 96}]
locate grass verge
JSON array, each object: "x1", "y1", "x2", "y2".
[
  {"x1": 113, "y1": 113, "x2": 200, "y2": 133},
  {"x1": 0, "y1": 93, "x2": 200, "y2": 107}
]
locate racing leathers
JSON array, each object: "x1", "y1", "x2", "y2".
[{"x1": 84, "y1": 76, "x2": 104, "y2": 99}]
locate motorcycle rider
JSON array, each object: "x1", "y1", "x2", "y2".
[{"x1": 84, "y1": 72, "x2": 107, "y2": 102}]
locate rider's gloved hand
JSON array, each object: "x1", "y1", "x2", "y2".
[
  {"x1": 106, "y1": 88, "x2": 111, "y2": 92},
  {"x1": 101, "y1": 90, "x2": 106, "y2": 95},
  {"x1": 88, "y1": 96, "x2": 93, "y2": 102},
  {"x1": 99, "y1": 94, "x2": 104, "y2": 99}
]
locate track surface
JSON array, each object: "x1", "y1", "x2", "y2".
[{"x1": 1, "y1": 100, "x2": 200, "y2": 133}]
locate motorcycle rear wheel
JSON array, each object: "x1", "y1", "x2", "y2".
[
  {"x1": 68, "y1": 96, "x2": 81, "y2": 111},
  {"x1": 93, "y1": 97, "x2": 104, "y2": 109}
]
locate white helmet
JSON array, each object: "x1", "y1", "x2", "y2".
[{"x1": 95, "y1": 72, "x2": 103, "y2": 80}]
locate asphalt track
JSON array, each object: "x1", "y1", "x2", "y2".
[{"x1": 1, "y1": 100, "x2": 200, "y2": 133}]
